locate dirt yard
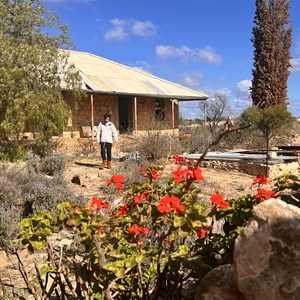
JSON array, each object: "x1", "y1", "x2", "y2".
[{"x1": 56, "y1": 137, "x2": 257, "y2": 201}]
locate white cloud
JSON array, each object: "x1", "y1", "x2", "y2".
[
  {"x1": 131, "y1": 61, "x2": 153, "y2": 74},
  {"x1": 236, "y1": 79, "x2": 251, "y2": 95},
  {"x1": 156, "y1": 45, "x2": 191, "y2": 58},
  {"x1": 104, "y1": 18, "x2": 157, "y2": 41},
  {"x1": 290, "y1": 30, "x2": 300, "y2": 73},
  {"x1": 193, "y1": 46, "x2": 222, "y2": 64},
  {"x1": 179, "y1": 87, "x2": 233, "y2": 120},
  {"x1": 295, "y1": 31, "x2": 300, "y2": 54},
  {"x1": 104, "y1": 18, "x2": 128, "y2": 41},
  {"x1": 182, "y1": 81, "x2": 251, "y2": 118},
  {"x1": 179, "y1": 101, "x2": 203, "y2": 120},
  {"x1": 290, "y1": 58, "x2": 300, "y2": 72},
  {"x1": 156, "y1": 45, "x2": 222, "y2": 65},
  {"x1": 180, "y1": 72, "x2": 204, "y2": 89},
  {"x1": 288, "y1": 97, "x2": 300, "y2": 117},
  {"x1": 132, "y1": 20, "x2": 157, "y2": 38},
  {"x1": 231, "y1": 79, "x2": 252, "y2": 116},
  {"x1": 129, "y1": 60, "x2": 173, "y2": 78},
  {"x1": 200, "y1": 87, "x2": 231, "y2": 99}
]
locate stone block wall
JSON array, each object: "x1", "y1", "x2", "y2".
[
  {"x1": 64, "y1": 92, "x2": 179, "y2": 136},
  {"x1": 134, "y1": 97, "x2": 178, "y2": 131},
  {"x1": 136, "y1": 97, "x2": 156, "y2": 130},
  {"x1": 201, "y1": 159, "x2": 299, "y2": 178},
  {"x1": 65, "y1": 93, "x2": 118, "y2": 131},
  {"x1": 93, "y1": 94, "x2": 119, "y2": 125}
]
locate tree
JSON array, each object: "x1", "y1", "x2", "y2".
[
  {"x1": 0, "y1": 0, "x2": 83, "y2": 159},
  {"x1": 250, "y1": 0, "x2": 292, "y2": 108},
  {"x1": 240, "y1": 105, "x2": 295, "y2": 176},
  {"x1": 199, "y1": 93, "x2": 231, "y2": 136}
]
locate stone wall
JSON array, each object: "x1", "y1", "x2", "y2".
[
  {"x1": 201, "y1": 160, "x2": 299, "y2": 178},
  {"x1": 68, "y1": 94, "x2": 119, "y2": 129},
  {"x1": 135, "y1": 97, "x2": 178, "y2": 131},
  {"x1": 64, "y1": 92, "x2": 179, "y2": 137}
]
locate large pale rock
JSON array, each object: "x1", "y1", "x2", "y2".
[
  {"x1": 194, "y1": 264, "x2": 243, "y2": 300},
  {"x1": 234, "y1": 199, "x2": 300, "y2": 300}
]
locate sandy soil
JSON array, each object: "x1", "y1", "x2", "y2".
[{"x1": 60, "y1": 136, "x2": 253, "y2": 199}]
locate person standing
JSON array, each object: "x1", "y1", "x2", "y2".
[{"x1": 96, "y1": 113, "x2": 118, "y2": 169}]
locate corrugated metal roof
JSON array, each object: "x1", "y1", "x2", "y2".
[{"x1": 63, "y1": 50, "x2": 208, "y2": 101}]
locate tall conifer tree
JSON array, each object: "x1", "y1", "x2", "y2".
[{"x1": 251, "y1": 0, "x2": 292, "y2": 108}]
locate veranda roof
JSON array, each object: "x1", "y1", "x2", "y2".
[{"x1": 63, "y1": 50, "x2": 208, "y2": 101}]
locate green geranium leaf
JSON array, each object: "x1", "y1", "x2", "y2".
[
  {"x1": 178, "y1": 245, "x2": 189, "y2": 256},
  {"x1": 173, "y1": 215, "x2": 186, "y2": 228},
  {"x1": 124, "y1": 256, "x2": 137, "y2": 268},
  {"x1": 172, "y1": 245, "x2": 189, "y2": 258},
  {"x1": 115, "y1": 268, "x2": 125, "y2": 278},
  {"x1": 191, "y1": 220, "x2": 203, "y2": 227},
  {"x1": 91, "y1": 292, "x2": 102, "y2": 299},
  {"x1": 29, "y1": 237, "x2": 46, "y2": 249}
]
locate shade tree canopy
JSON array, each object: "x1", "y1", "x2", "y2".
[{"x1": 0, "y1": 0, "x2": 83, "y2": 159}]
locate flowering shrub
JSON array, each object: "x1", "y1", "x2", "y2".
[{"x1": 19, "y1": 156, "x2": 286, "y2": 299}]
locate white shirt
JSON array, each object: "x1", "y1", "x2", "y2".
[{"x1": 96, "y1": 121, "x2": 118, "y2": 144}]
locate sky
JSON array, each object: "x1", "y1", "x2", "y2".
[{"x1": 42, "y1": 0, "x2": 300, "y2": 119}]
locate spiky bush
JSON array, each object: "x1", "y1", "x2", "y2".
[
  {"x1": 0, "y1": 159, "x2": 85, "y2": 250},
  {"x1": 38, "y1": 154, "x2": 66, "y2": 176},
  {"x1": 134, "y1": 131, "x2": 182, "y2": 161}
]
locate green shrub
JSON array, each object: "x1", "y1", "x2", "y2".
[
  {"x1": 179, "y1": 124, "x2": 212, "y2": 153},
  {"x1": 38, "y1": 154, "x2": 66, "y2": 176},
  {"x1": 23, "y1": 176, "x2": 74, "y2": 216},
  {"x1": 0, "y1": 159, "x2": 85, "y2": 250},
  {"x1": 134, "y1": 131, "x2": 182, "y2": 161}
]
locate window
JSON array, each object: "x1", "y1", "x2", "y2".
[{"x1": 155, "y1": 99, "x2": 165, "y2": 120}]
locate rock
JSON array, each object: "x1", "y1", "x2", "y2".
[
  {"x1": 234, "y1": 199, "x2": 300, "y2": 300},
  {"x1": 195, "y1": 264, "x2": 243, "y2": 300},
  {"x1": 71, "y1": 175, "x2": 81, "y2": 185}
]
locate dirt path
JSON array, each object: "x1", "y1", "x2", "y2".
[{"x1": 64, "y1": 153, "x2": 256, "y2": 201}]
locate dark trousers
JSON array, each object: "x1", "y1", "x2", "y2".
[{"x1": 100, "y1": 142, "x2": 112, "y2": 161}]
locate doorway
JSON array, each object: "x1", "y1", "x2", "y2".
[{"x1": 118, "y1": 97, "x2": 131, "y2": 133}]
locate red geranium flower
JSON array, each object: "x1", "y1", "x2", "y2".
[
  {"x1": 134, "y1": 195, "x2": 143, "y2": 204},
  {"x1": 149, "y1": 170, "x2": 159, "y2": 180},
  {"x1": 117, "y1": 203, "x2": 130, "y2": 216},
  {"x1": 196, "y1": 226, "x2": 210, "y2": 238},
  {"x1": 157, "y1": 196, "x2": 185, "y2": 215},
  {"x1": 107, "y1": 174, "x2": 126, "y2": 189},
  {"x1": 191, "y1": 167, "x2": 204, "y2": 181},
  {"x1": 172, "y1": 155, "x2": 186, "y2": 165},
  {"x1": 171, "y1": 169, "x2": 190, "y2": 183},
  {"x1": 128, "y1": 224, "x2": 150, "y2": 235},
  {"x1": 171, "y1": 167, "x2": 204, "y2": 183},
  {"x1": 115, "y1": 182, "x2": 124, "y2": 189},
  {"x1": 157, "y1": 203, "x2": 172, "y2": 214},
  {"x1": 210, "y1": 193, "x2": 230, "y2": 209},
  {"x1": 252, "y1": 176, "x2": 271, "y2": 185},
  {"x1": 256, "y1": 188, "x2": 276, "y2": 203},
  {"x1": 90, "y1": 198, "x2": 109, "y2": 210}
]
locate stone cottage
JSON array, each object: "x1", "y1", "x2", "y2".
[{"x1": 62, "y1": 50, "x2": 208, "y2": 137}]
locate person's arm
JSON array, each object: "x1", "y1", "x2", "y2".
[
  {"x1": 111, "y1": 123, "x2": 118, "y2": 143},
  {"x1": 96, "y1": 123, "x2": 102, "y2": 143}
]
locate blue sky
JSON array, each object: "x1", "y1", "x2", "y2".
[{"x1": 43, "y1": 0, "x2": 300, "y2": 119}]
